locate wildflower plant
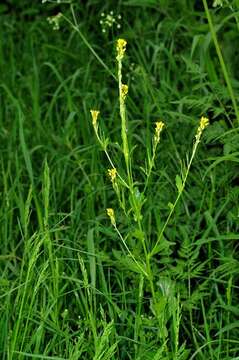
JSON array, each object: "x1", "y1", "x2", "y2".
[
  {"x1": 44, "y1": 1, "x2": 210, "y2": 352},
  {"x1": 5, "y1": 1, "x2": 239, "y2": 358},
  {"x1": 90, "y1": 38, "x2": 210, "y2": 330},
  {"x1": 46, "y1": 0, "x2": 211, "y2": 343}
]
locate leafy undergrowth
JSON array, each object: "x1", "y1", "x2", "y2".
[{"x1": 1, "y1": 1, "x2": 239, "y2": 359}]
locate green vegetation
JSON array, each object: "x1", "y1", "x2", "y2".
[{"x1": 1, "y1": 0, "x2": 239, "y2": 359}]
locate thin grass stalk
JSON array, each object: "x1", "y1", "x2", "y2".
[{"x1": 202, "y1": 0, "x2": 239, "y2": 125}]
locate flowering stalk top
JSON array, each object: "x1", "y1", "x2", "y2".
[
  {"x1": 90, "y1": 110, "x2": 100, "y2": 128},
  {"x1": 121, "y1": 84, "x2": 128, "y2": 101},
  {"x1": 154, "y1": 121, "x2": 165, "y2": 143},
  {"x1": 195, "y1": 116, "x2": 209, "y2": 142},
  {"x1": 116, "y1": 38, "x2": 127, "y2": 61},
  {"x1": 108, "y1": 168, "x2": 117, "y2": 182},
  {"x1": 199, "y1": 116, "x2": 209, "y2": 131},
  {"x1": 106, "y1": 208, "x2": 116, "y2": 226}
]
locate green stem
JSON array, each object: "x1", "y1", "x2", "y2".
[
  {"x1": 94, "y1": 131, "x2": 129, "y2": 188},
  {"x1": 118, "y1": 59, "x2": 131, "y2": 180},
  {"x1": 118, "y1": 54, "x2": 157, "y2": 306},
  {"x1": 150, "y1": 137, "x2": 200, "y2": 258},
  {"x1": 143, "y1": 141, "x2": 158, "y2": 193},
  {"x1": 137, "y1": 220, "x2": 156, "y2": 304}
]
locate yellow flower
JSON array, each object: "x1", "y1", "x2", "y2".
[
  {"x1": 195, "y1": 116, "x2": 209, "y2": 142},
  {"x1": 90, "y1": 110, "x2": 100, "y2": 127},
  {"x1": 121, "y1": 84, "x2": 128, "y2": 101},
  {"x1": 154, "y1": 121, "x2": 165, "y2": 143},
  {"x1": 106, "y1": 208, "x2": 116, "y2": 226},
  {"x1": 108, "y1": 168, "x2": 117, "y2": 182},
  {"x1": 199, "y1": 116, "x2": 209, "y2": 131},
  {"x1": 116, "y1": 38, "x2": 127, "y2": 60}
]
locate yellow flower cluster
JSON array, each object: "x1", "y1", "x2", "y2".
[
  {"x1": 106, "y1": 208, "x2": 116, "y2": 226},
  {"x1": 108, "y1": 168, "x2": 117, "y2": 182},
  {"x1": 90, "y1": 110, "x2": 100, "y2": 128},
  {"x1": 121, "y1": 84, "x2": 128, "y2": 101},
  {"x1": 195, "y1": 116, "x2": 209, "y2": 142},
  {"x1": 116, "y1": 38, "x2": 127, "y2": 61},
  {"x1": 199, "y1": 116, "x2": 209, "y2": 131},
  {"x1": 154, "y1": 121, "x2": 165, "y2": 143}
]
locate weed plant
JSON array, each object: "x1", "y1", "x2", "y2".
[{"x1": 1, "y1": 0, "x2": 239, "y2": 359}]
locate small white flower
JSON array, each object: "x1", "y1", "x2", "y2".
[{"x1": 99, "y1": 11, "x2": 122, "y2": 32}]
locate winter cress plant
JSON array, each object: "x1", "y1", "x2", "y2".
[
  {"x1": 90, "y1": 38, "x2": 209, "y2": 327},
  {"x1": 44, "y1": 2, "x2": 211, "y2": 353},
  {"x1": 4, "y1": 0, "x2": 239, "y2": 358}
]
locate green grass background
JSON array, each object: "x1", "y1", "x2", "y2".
[{"x1": 1, "y1": 0, "x2": 239, "y2": 359}]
